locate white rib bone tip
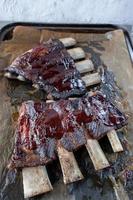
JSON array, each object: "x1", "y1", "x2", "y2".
[
  {"x1": 4, "y1": 72, "x2": 17, "y2": 79},
  {"x1": 60, "y1": 38, "x2": 76, "y2": 47},
  {"x1": 82, "y1": 73, "x2": 101, "y2": 87},
  {"x1": 46, "y1": 100, "x2": 54, "y2": 103},
  {"x1": 68, "y1": 47, "x2": 85, "y2": 60},
  {"x1": 32, "y1": 84, "x2": 40, "y2": 89},
  {"x1": 76, "y1": 59, "x2": 94, "y2": 73},
  {"x1": 17, "y1": 75, "x2": 26, "y2": 81},
  {"x1": 107, "y1": 130, "x2": 123, "y2": 152},
  {"x1": 57, "y1": 145, "x2": 84, "y2": 184},
  {"x1": 4, "y1": 72, "x2": 12, "y2": 78},
  {"x1": 22, "y1": 166, "x2": 53, "y2": 198},
  {"x1": 85, "y1": 139, "x2": 110, "y2": 170}
]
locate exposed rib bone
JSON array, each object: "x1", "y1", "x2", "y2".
[
  {"x1": 107, "y1": 130, "x2": 123, "y2": 152},
  {"x1": 60, "y1": 37, "x2": 76, "y2": 47},
  {"x1": 68, "y1": 47, "x2": 85, "y2": 60},
  {"x1": 85, "y1": 138, "x2": 110, "y2": 170},
  {"x1": 22, "y1": 166, "x2": 53, "y2": 198},
  {"x1": 75, "y1": 59, "x2": 94, "y2": 73},
  {"x1": 17, "y1": 75, "x2": 26, "y2": 81},
  {"x1": 57, "y1": 143, "x2": 84, "y2": 184},
  {"x1": 4, "y1": 72, "x2": 17, "y2": 79},
  {"x1": 82, "y1": 72, "x2": 101, "y2": 87}
]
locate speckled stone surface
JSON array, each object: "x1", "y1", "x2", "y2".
[{"x1": 0, "y1": 0, "x2": 133, "y2": 24}]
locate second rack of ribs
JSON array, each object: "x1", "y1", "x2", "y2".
[{"x1": 9, "y1": 91, "x2": 127, "y2": 169}]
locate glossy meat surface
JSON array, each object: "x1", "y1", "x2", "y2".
[
  {"x1": 5, "y1": 39, "x2": 86, "y2": 99},
  {"x1": 9, "y1": 92, "x2": 127, "y2": 168}
]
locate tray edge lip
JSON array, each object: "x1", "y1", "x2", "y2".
[
  {"x1": 0, "y1": 22, "x2": 132, "y2": 44},
  {"x1": 0, "y1": 22, "x2": 132, "y2": 65},
  {"x1": 0, "y1": 22, "x2": 130, "y2": 35}
]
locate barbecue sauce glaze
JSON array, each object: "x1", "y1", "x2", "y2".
[
  {"x1": 5, "y1": 39, "x2": 86, "y2": 99},
  {"x1": 10, "y1": 92, "x2": 127, "y2": 168}
]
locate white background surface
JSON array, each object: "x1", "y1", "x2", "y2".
[{"x1": 0, "y1": 0, "x2": 132, "y2": 24}]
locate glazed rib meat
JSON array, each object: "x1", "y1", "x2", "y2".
[
  {"x1": 5, "y1": 39, "x2": 86, "y2": 99},
  {"x1": 9, "y1": 92, "x2": 127, "y2": 168}
]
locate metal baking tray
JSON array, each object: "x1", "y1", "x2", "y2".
[{"x1": 0, "y1": 23, "x2": 133, "y2": 200}]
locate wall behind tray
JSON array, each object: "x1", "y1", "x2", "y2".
[{"x1": 0, "y1": 0, "x2": 132, "y2": 24}]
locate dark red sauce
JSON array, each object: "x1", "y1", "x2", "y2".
[
  {"x1": 10, "y1": 92, "x2": 127, "y2": 168},
  {"x1": 6, "y1": 39, "x2": 86, "y2": 99}
]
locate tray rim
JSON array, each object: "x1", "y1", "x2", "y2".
[
  {"x1": 0, "y1": 22, "x2": 132, "y2": 41},
  {"x1": 0, "y1": 22, "x2": 133, "y2": 65}
]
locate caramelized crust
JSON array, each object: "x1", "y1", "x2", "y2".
[
  {"x1": 9, "y1": 92, "x2": 127, "y2": 168},
  {"x1": 5, "y1": 39, "x2": 86, "y2": 99}
]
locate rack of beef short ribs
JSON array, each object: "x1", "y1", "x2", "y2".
[
  {"x1": 5, "y1": 37, "x2": 127, "y2": 198},
  {"x1": 9, "y1": 92, "x2": 127, "y2": 169},
  {"x1": 4, "y1": 38, "x2": 86, "y2": 99},
  {"x1": 5, "y1": 37, "x2": 124, "y2": 154}
]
